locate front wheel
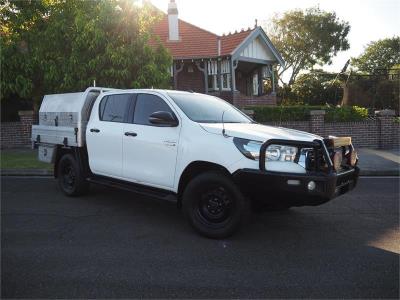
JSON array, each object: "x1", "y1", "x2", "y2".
[
  {"x1": 182, "y1": 171, "x2": 249, "y2": 239},
  {"x1": 57, "y1": 153, "x2": 89, "y2": 197}
]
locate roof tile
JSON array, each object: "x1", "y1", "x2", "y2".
[
  {"x1": 150, "y1": 15, "x2": 253, "y2": 59},
  {"x1": 220, "y1": 29, "x2": 254, "y2": 56}
]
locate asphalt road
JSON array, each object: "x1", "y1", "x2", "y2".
[{"x1": 1, "y1": 177, "x2": 399, "y2": 299}]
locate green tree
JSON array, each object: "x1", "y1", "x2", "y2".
[
  {"x1": 290, "y1": 69, "x2": 342, "y2": 105},
  {"x1": 267, "y1": 7, "x2": 350, "y2": 86},
  {"x1": 351, "y1": 37, "x2": 400, "y2": 73},
  {"x1": 1, "y1": 0, "x2": 172, "y2": 109}
]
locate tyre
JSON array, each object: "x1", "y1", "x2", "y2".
[
  {"x1": 57, "y1": 153, "x2": 89, "y2": 196},
  {"x1": 182, "y1": 171, "x2": 249, "y2": 239}
]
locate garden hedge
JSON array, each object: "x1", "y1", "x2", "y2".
[{"x1": 249, "y1": 105, "x2": 369, "y2": 122}]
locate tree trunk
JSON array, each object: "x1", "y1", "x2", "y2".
[{"x1": 340, "y1": 83, "x2": 350, "y2": 106}]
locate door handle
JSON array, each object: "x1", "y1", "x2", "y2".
[
  {"x1": 124, "y1": 132, "x2": 137, "y2": 137},
  {"x1": 163, "y1": 140, "x2": 177, "y2": 147},
  {"x1": 90, "y1": 128, "x2": 100, "y2": 133}
]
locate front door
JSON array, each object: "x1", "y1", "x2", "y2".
[
  {"x1": 253, "y1": 73, "x2": 259, "y2": 96},
  {"x1": 86, "y1": 93, "x2": 132, "y2": 178},
  {"x1": 122, "y1": 93, "x2": 180, "y2": 189}
]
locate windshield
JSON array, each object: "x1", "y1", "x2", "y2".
[{"x1": 168, "y1": 92, "x2": 252, "y2": 123}]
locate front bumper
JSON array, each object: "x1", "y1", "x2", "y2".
[
  {"x1": 232, "y1": 138, "x2": 359, "y2": 207},
  {"x1": 233, "y1": 166, "x2": 359, "y2": 206}
]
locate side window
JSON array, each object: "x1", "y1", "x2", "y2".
[
  {"x1": 133, "y1": 94, "x2": 175, "y2": 126},
  {"x1": 99, "y1": 94, "x2": 131, "y2": 123}
]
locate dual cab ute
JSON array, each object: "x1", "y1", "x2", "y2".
[{"x1": 32, "y1": 87, "x2": 359, "y2": 238}]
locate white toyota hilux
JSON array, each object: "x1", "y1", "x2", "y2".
[{"x1": 32, "y1": 87, "x2": 359, "y2": 238}]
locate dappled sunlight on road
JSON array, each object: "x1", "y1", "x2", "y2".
[
  {"x1": 362, "y1": 149, "x2": 400, "y2": 164},
  {"x1": 368, "y1": 227, "x2": 400, "y2": 254}
]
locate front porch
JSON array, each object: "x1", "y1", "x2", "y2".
[{"x1": 173, "y1": 58, "x2": 278, "y2": 108}]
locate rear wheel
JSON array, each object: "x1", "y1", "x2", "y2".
[
  {"x1": 57, "y1": 153, "x2": 89, "y2": 196},
  {"x1": 182, "y1": 171, "x2": 249, "y2": 239}
]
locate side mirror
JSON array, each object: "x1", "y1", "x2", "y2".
[{"x1": 149, "y1": 111, "x2": 178, "y2": 127}]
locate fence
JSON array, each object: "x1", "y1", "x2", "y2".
[
  {"x1": 262, "y1": 110, "x2": 398, "y2": 149},
  {"x1": 1, "y1": 111, "x2": 38, "y2": 149}
]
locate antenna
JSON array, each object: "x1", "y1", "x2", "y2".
[
  {"x1": 93, "y1": 79, "x2": 96, "y2": 87},
  {"x1": 221, "y1": 111, "x2": 230, "y2": 138}
]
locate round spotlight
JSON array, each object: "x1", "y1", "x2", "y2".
[
  {"x1": 308, "y1": 181, "x2": 316, "y2": 191},
  {"x1": 332, "y1": 151, "x2": 343, "y2": 171}
]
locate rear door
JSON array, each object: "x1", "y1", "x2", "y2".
[
  {"x1": 87, "y1": 93, "x2": 133, "y2": 178},
  {"x1": 122, "y1": 93, "x2": 181, "y2": 189}
]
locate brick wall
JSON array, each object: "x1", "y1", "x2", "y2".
[
  {"x1": 261, "y1": 110, "x2": 399, "y2": 149},
  {"x1": 177, "y1": 63, "x2": 204, "y2": 93},
  {"x1": 324, "y1": 121, "x2": 380, "y2": 148},
  {"x1": 1, "y1": 111, "x2": 37, "y2": 149},
  {"x1": 234, "y1": 94, "x2": 277, "y2": 108}
]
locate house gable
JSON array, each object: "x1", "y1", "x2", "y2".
[
  {"x1": 231, "y1": 27, "x2": 285, "y2": 66},
  {"x1": 240, "y1": 36, "x2": 275, "y2": 61}
]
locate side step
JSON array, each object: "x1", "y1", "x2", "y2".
[{"x1": 87, "y1": 176, "x2": 177, "y2": 203}]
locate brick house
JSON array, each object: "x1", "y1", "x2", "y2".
[{"x1": 150, "y1": 0, "x2": 285, "y2": 107}]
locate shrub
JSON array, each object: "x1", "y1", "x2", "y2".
[
  {"x1": 325, "y1": 106, "x2": 369, "y2": 122},
  {"x1": 250, "y1": 105, "x2": 369, "y2": 122}
]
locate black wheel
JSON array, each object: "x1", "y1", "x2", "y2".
[
  {"x1": 57, "y1": 153, "x2": 89, "y2": 197},
  {"x1": 182, "y1": 171, "x2": 249, "y2": 239}
]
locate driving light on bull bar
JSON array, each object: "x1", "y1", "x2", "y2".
[{"x1": 307, "y1": 181, "x2": 316, "y2": 191}]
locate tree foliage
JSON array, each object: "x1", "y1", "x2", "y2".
[
  {"x1": 351, "y1": 37, "x2": 400, "y2": 73},
  {"x1": 1, "y1": 0, "x2": 172, "y2": 107},
  {"x1": 267, "y1": 7, "x2": 350, "y2": 86},
  {"x1": 290, "y1": 70, "x2": 343, "y2": 105}
]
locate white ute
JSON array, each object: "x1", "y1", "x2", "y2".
[{"x1": 32, "y1": 87, "x2": 359, "y2": 238}]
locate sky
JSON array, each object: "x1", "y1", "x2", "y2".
[{"x1": 149, "y1": 0, "x2": 400, "y2": 73}]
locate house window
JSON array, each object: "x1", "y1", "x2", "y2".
[
  {"x1": 207, "y1": 59, "x2": 232, "y2": 91},
  {"x1": 222, "y1": 74, "x2": 230, "y2": 89},
  {"x1": 208, "y1": 74, "x2": 231, "y2": 91}
]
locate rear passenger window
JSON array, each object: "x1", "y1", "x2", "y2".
[
  {"x1": 134, "y1": 94, "x2": 175, "y2": 126},
  {"x1": 99, "y1": 94, "x2": 131, "y2": 123}
]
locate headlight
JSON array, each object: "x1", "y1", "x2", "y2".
[
  {"x1": 233, "y1": 138, "x2": 262, "y2": 160},
  {"x1": 233, "y1": 138, "x2": 298, "y2": 162}
]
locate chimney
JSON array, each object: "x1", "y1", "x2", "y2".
[{"x1": 168, "y1": 0, "x2": 179, "y2": 41}]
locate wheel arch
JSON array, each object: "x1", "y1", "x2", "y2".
[
  {"x1": 54, "y1": 146, "x2": 90, "y2": 178},
  {"x1": 177, "y1": 161, "x2": 232, "y2": 208},
  {"x1": 54, "y1": 146, "x2": 73, "y2": 178}
]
